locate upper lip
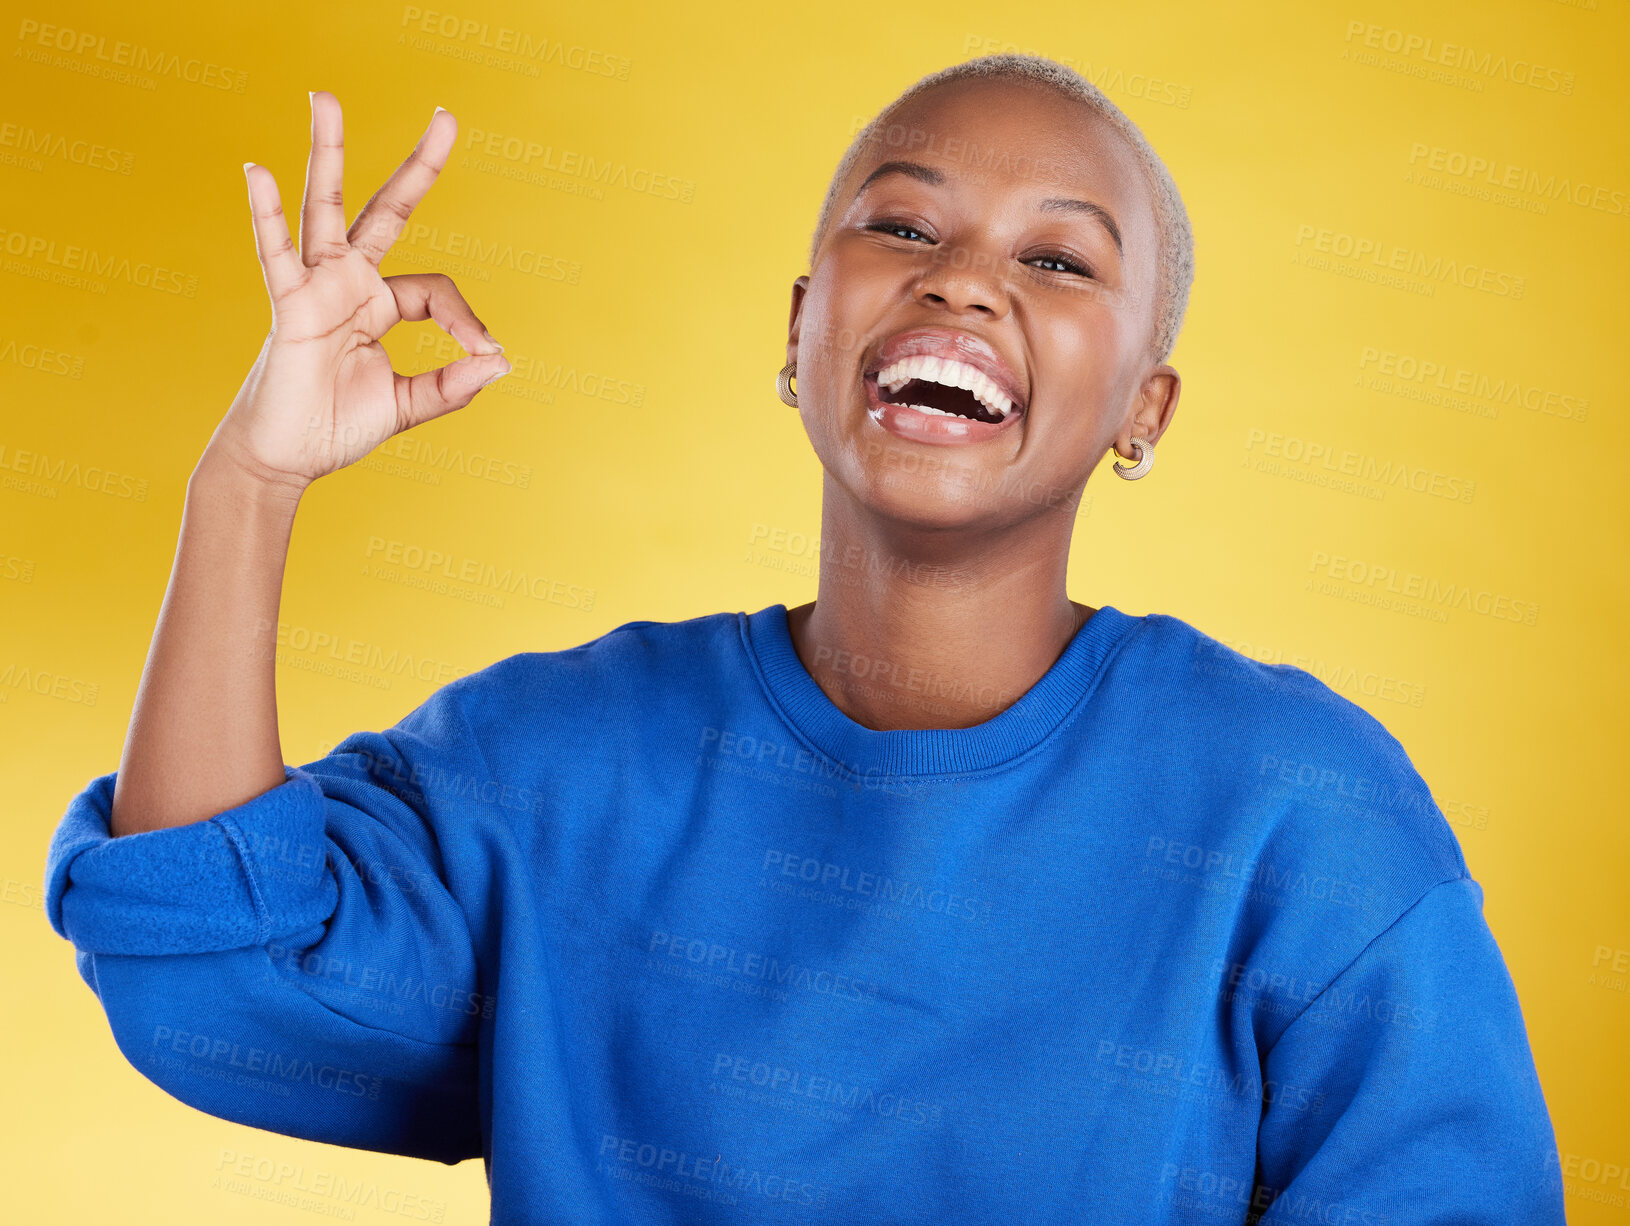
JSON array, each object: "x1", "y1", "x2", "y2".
[{"x1": 864, "y1": 327, "x2": 1029, "y2": 413}]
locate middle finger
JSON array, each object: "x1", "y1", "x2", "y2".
[{"x1": 300, "y1": 90, "x2": 348, "y2": 264}]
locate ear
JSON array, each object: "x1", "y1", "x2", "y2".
[
  {"x1": 1117, "y1": 364, "x2": 1181, "y2": 456},
  {"x1": 786, "y1": 275, "x2": 810, "y2": 367}
]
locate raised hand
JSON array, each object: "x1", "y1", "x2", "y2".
[{"x1": 210, "y1": 91, "x2": 512, "y2": 491}]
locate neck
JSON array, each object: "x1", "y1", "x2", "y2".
[{"x1": 785, "y1": 474, "x2": 1093, "y2": 731}]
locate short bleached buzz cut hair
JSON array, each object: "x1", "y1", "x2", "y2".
[{"x1": 808, "y1": 53, "x2": 1195, "y2": 365}]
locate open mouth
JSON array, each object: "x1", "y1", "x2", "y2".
[{"x1": 873, "y1": 355, "x2": 1022, "y2": 425}]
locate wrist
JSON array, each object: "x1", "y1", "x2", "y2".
[{"x1": 192, "y1": 440, "x2": 310, "y2": 509}]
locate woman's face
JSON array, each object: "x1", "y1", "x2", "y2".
[{"x1": 789, "y1": 78, "x2": 1179, "y2": 532}]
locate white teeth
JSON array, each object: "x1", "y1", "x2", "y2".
[{"x1": 875, "y1": 354, "x2": 1017, "y2": 418}]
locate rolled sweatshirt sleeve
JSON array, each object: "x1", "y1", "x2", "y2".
[
  {"x1": 42, "y1": 682, "x2": 489, "y2": 1164},
  {"x1": 1249, "y1": 875, "x2": 1566, "y2": 1224}
]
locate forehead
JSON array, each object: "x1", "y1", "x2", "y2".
[{"x1": 848, "y1": 78, "x2": 1154, "y2": 241}]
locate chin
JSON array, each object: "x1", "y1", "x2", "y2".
[
  {"x1": 839, "y1": 452, "x2": 1021, "y2": 536},
  {"x1": 807, "y1": 389, "x2": 1042, "y2": 531}
]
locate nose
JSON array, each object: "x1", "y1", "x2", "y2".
[{"x1": 912, "y1": 243, "x2": 1010, "y2": 319}]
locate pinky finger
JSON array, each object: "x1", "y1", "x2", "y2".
[
  {"x1": 243, "y1": 162, "x2": 306, "y2": 301},
  {"x1": 393, "y1": 352, "x2": 512, "y2": 433}
]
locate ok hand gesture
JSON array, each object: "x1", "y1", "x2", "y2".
[{"x1": 212, "y1": 91, "x2": 512, "y2": 492}]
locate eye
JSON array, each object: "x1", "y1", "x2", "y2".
[
  {"x1": 1025, "y1": 251, "x2": 1093, "y2": 277},
  {"x1": 867, "y1": 220, "x2": 936, "y2": 244}
]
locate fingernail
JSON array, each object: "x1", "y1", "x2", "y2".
[
  {"x1": 243, "y1": 161, "x2": 256, "y2": 173},
  {"x1": 481, "y1": 329, "x2": 504, "y2": 353},
  {"x1": 481, "y1": 360, "x2": 512, "y2": 388},
  {"x1": 434, "y1": 105, "x2": 448, "y2": 116}
]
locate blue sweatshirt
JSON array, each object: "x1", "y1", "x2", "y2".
[{"x1": 44, "y1": 603, "x2": 1565, "y2": 1224}]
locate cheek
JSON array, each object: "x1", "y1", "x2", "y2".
[
  {"x1": 801, "y1": 251, "x2": 898, "y2": 371},
  {"x1": 794, "y1": 287, "x2": 846, "y2": 380},
  {"x1": 1033, "y1": 310, "x2": 1122, "y2": 398}
]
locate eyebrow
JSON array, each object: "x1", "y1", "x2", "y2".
[
  {"x1": 857, "y1": 160, "x2": 946, "y2": 191},
  {"x1": 856, "y1": 160, "x2": 1123, "y2": 255},
  {"x1": 1038, "y1": 197, "x2": 1122, "y2": 254}
]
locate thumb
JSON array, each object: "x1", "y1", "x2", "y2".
[{"x1": 395, "y1": 352, "x2": 512, "y2": 431}]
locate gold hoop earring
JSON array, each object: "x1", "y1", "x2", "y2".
[
  {"x1": 776, "y1": 361, "x2": 798, "y2": 408},
  {"x1": 1112, "y1": 436, "x2": 1153, "y2": 480}
]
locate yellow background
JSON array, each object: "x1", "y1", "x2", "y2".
[{"x1": 3, "y1": 0, "x2": 1625, "y2": 1220}]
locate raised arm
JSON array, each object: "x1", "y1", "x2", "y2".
[
  {"x1": 112, "y1": 89, "x2": 511, "y2": 837},
  {"x1": 47, "y1": 90, "x2": 514, "y2": 1163}
]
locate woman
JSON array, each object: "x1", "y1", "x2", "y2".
[{"x1": 44, "y1": 55, "x2": 1563, "y2": 1224}]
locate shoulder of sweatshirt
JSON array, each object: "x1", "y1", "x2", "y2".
[
  {"x1": 1122, "y1": 610, "x2": 1470, "y2": 907},
  {"x1": 376, "y1": 607, "x2": 747, "y2": 756}
]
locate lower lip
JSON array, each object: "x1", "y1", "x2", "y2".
[{"x1": 863, "y1": 375, "x2": 1024, "y2": 446}]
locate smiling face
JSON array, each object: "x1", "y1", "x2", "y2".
[{"x1": 788, "y1": 77, "x2": 1180, "y2": 532}]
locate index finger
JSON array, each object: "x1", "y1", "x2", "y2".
[{"x1": 346, "y1": 105, "x2": 456, "y2": 266}]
